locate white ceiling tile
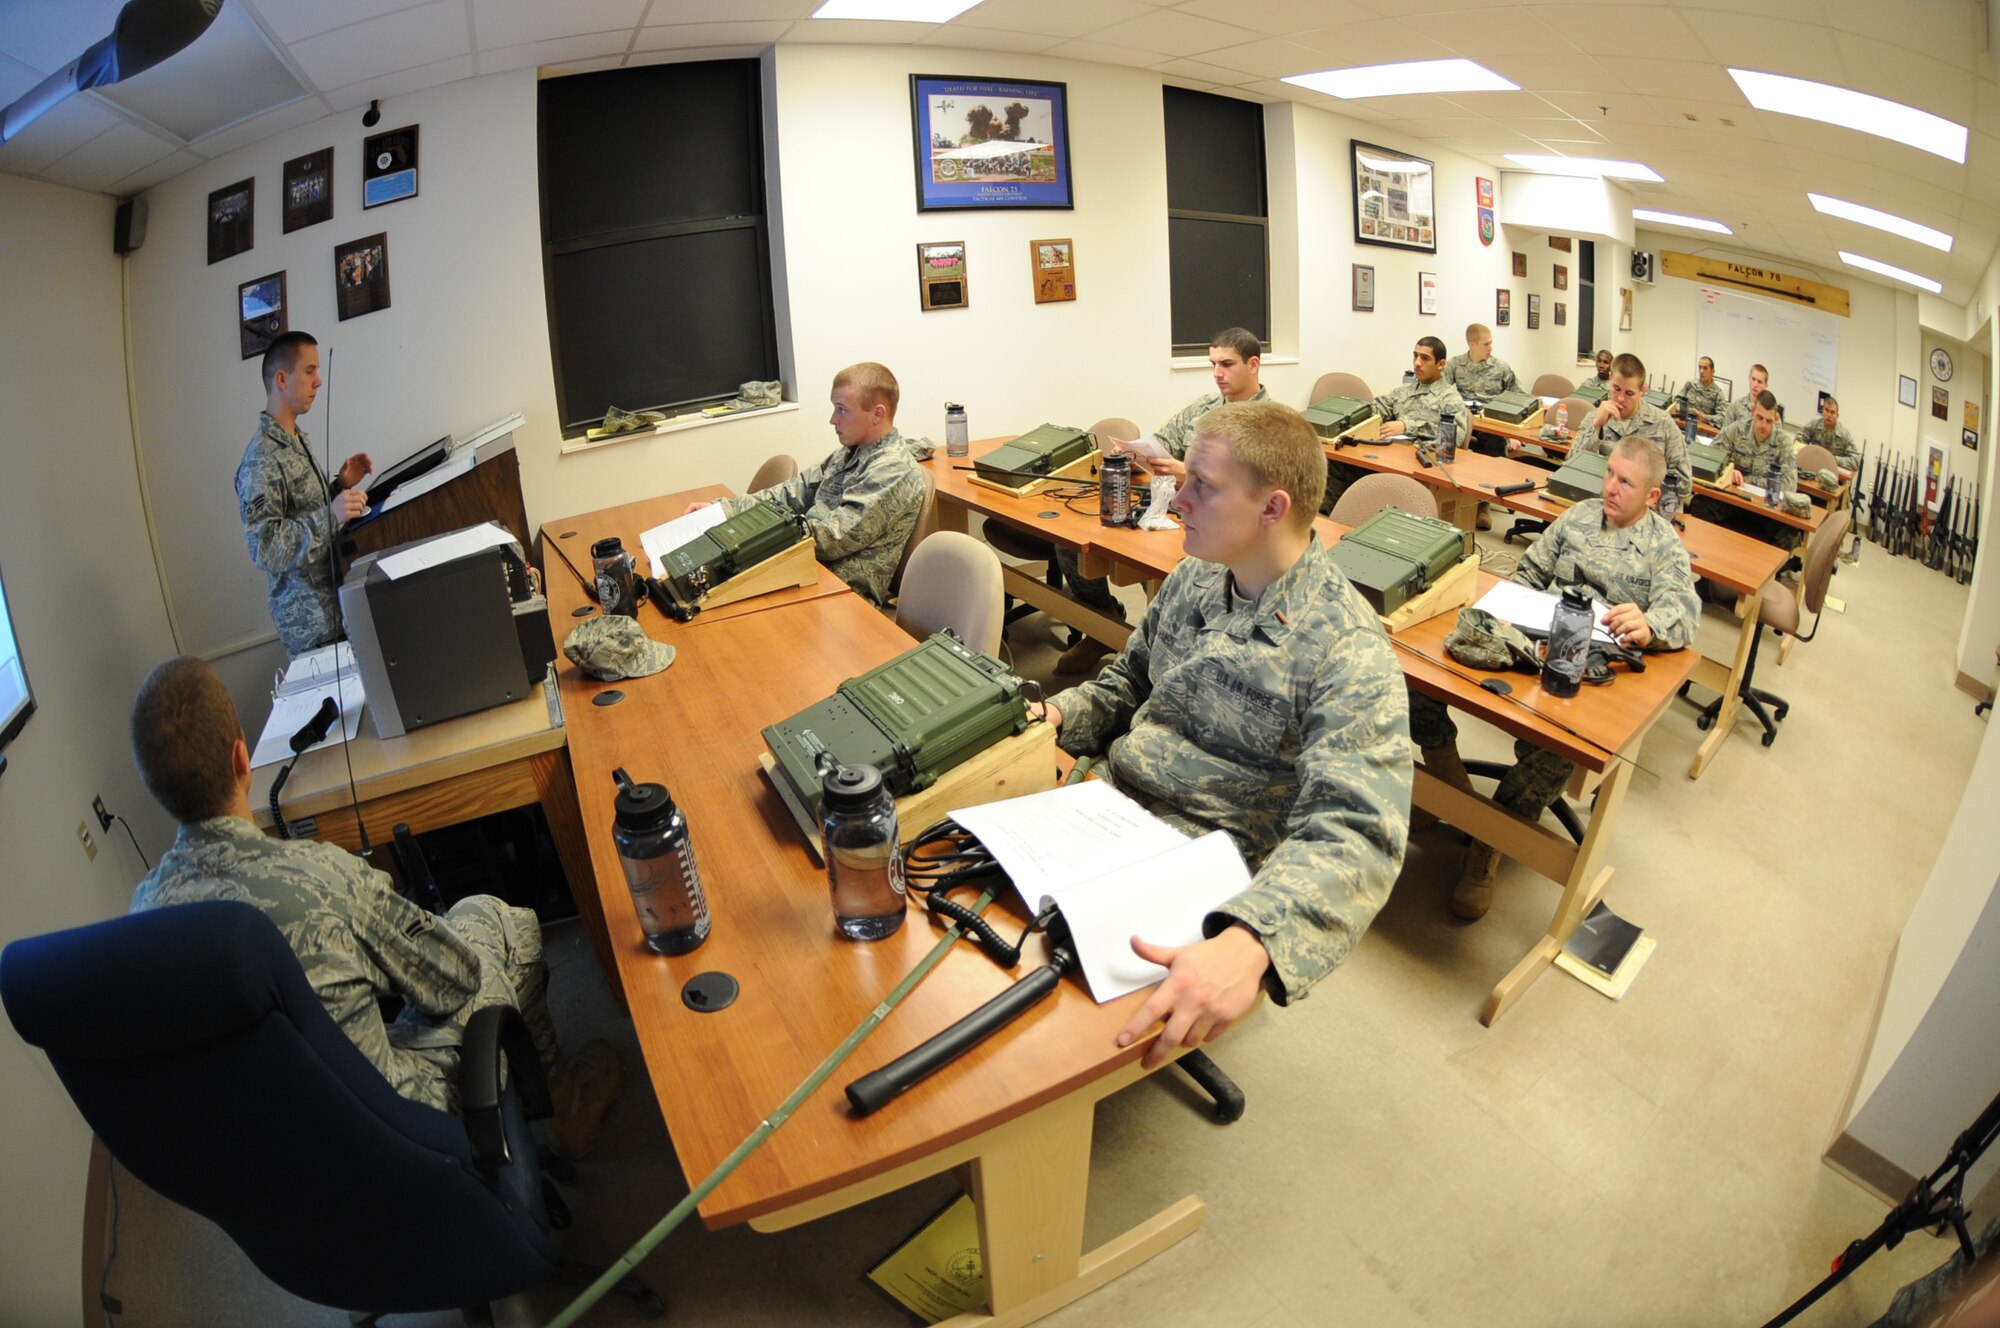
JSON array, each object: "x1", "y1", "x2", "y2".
[
  {"x1": 0, "y1": 0, "x2": 120, "y2": 73},
  {"x1": 1820, "y1": 0, "x2": 1983, "y2": 72},
  {"x1": 931, "y1": 0, "x2": 1154, "y2": 41},
  {"x1": 1425, "y1": 6, "x2": 1579, "y2": 58},
  {"x1": 1170, "y1": 0, "x2": 1385, "y2": 36},
  {"x1": 110, "y1": 148, "x2": 203, "y2": 196},
  {"x1": 1825, "y1": 34, "x2": 1976, "y2": 127},
  {"x1": 625, "y1": 44, "x2": 766, "y2": 64},
  {"x1": 915, "y1": 24, "x2": 1061, "y2": 52},
  {"x1": 1200, "y1": 37, "x2": 1333, "y2": 80},
  {"x1": 192, "y1": 97, "x2": 331, "y2": 158},
  {"x1": 98, "y1": 1, "x2": 311, "y2": 143},
  {"x1": 1688, "y1": 14, "x2": 1842, "y2": 78},
  {"x1": 1041, "y1": 38, "x2": 1172, "y2": 67},
  {"x1": 1159, "y1": 74, "x2": 1217, "y2": 91},
  {"x1": 290, "y1": 2, "x2": 472, "y2": 89},
  {"x1": 474, "y1": 0, "x2": 649, "y2": 50},
  {"x1": 323, "y1": 54, "x2": 477, "y2": 111},
  {"x1": 1637, "y1": 61, "x2": 1751, "y2": 105},
  {"x1": 481, "y1": 33, "x2": 635, "y2": 74},
  {"x1": 1289, "y1": 19, "x2": 1455, "y2": 65},
  {"x1": 779, "y1": 18, "x2": 939, "y2": 44},
  {"x1": 1524, "y1": 60, "x2": 1653, "y2": 99},
  {"x1": 636, "y1": 21, "x2": 791, "y2": 50},
  {"x1": 644, "y1": 0, "x2": 819, "y2": 18},
  {"x1": 1531, "y1": 5, "x2": 1707, "y2": 62},
  {"x1": 38, "y1": 120, "x2": 181, "y2": 194},
  {"x1": 544, "y1": 55, "x2": 637, "y2": 76},
  {"x1": 1083, "y1": 9, "x2": 1262, "y2": 57},
  {"x1": 1151, "y1": 57, "x2": 1255, "y2": 85},
  {"x1": 251, "y1": 0, "x2": 439, "y2": 46},
  {"x1": 0, "y1": 95, "x2": 120, "y2": 174}
]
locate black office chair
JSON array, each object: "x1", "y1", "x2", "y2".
[{"x1": 0, "y1": 900, "x2": 655, "y2": 1325}]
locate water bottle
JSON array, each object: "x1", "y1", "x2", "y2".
[
  {"x1": 1437, "y1": 412, "x2": 1458, "y2": 463},
  {"x1": 1766, "y1": 460, "x2": 1782, "y2": 508},
  {"x1": 1100, "y1": 452, "x2": 1132, "y2": 526},
  {"x1": 611, "y1": 768, "x2": 710, "y2": 955},
  {"x1": 1542, "y1": 586, "x2": 1593, "y2": 699},
  {"x1": 591, "y1": 536, "x2": 638, "y2": 617},
  {"x1": 819, "y1": 762, "x2": 907, "y2": 940},
  {"x1": 1659, "y1": 469, "x2": 1682, "y2": 522},
  {"x1": 1555, "y1": 402, "x2": 1570, "y2": 436},
  {"x1": 945, "y1": 402, "x2": 969, "y2": 458}
]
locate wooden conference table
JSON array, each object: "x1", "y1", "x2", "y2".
[
  {"x1": 542, "y1": 489, "x2": 1208, "y2": 1328},
  {"x1": 1326, "y1": 436, "x2": 1789, "y2": 778},
  {"x1": 925, "y1": 443, "x2": 1698, "y2": 1023}
]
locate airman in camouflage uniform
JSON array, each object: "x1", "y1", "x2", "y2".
[
  {"x1": 1719, "y1": 363, "x2": 1780, "y2": 431},
  {"x1": 120, "y1": 657, "x2": 618, "y2": 1137},
  {"x1": 1046, "y1": 400, "x2": 1410, "y2": 1053},
  {"x1": 1800, "y1": 396, "x2": 1859, "y2": 468},
  {"x1": 236, "y1": 333, "x2": 373, "y2": 657},
  {"x1": 1056, "y1": 329, "x2": 1266, "y2": 674},
  {"x1": 1575, "y1": 354, "x2": 1692, "y2": 494},
  {"x1": 1682, "y1": 357, "x2": 1726, "y2": 426},
  {"x1": 1699, "y1": 392, "x2": 1803, "y2": 551},
  {"x1": 1441, "y1": 323, "x2": 1522, "y2": 405},
  {"x1": 1370, "y1": 339, "x2": 1472, "y2": 444},
  {"x1": 708, "y1": 363, "x2": 928, "y2": 606},
  {"x1": 1411, "y1": 435, "x2": 1697, "y2": 919}
]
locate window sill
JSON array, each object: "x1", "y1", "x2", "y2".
[
  {"x1": 558, "y1": 401, "x2": 800, "y2": 457},
  {"x1": 1168, "y1": 354, "x2": 1298, "y2": 370}
]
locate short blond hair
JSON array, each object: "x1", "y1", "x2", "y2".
[
  {"x1": 1613, "y1": 435, "x2": 1665, "y2": 493},
  {"x1": 1192, "y1": 400, "x2": 1323, "y2": 532},
  {"x1": 832, "y1": 362, "x2": 899, "y2": 418},
  {"x1": 1465, "y1": 322, "x2": 1491, "y2": 344}
]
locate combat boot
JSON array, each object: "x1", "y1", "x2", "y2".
[
  {"x1": 547, "y1": 1039, "x2": 625, "y2": 1160},
  {"x1": 1412, "y1": 743, "x2": 1477, "y2": 831},
  {"x1": 1452, "y1": 842, "x2": 1500, "y2": 920},
  {"x1": 1055, "y1": 635, "x2": 1112, "y2": 675}
]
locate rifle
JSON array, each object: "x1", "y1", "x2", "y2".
[
  {"x1": 1867, "y1": 451, "x2": 1885, "y2": 544},
  {"x1": 1884, "y1": 462, "x2": 1904, "y2": 555},
  {"x1": 1965, "y1": 495, "x2": 1980, "y2": 585},
  {"x1": 1928, "y1": 477, "x2": 1953, "y2": 570},
  {"x1": 1910, "y1": 463, "x2": 1929, "y2": 561},
  {"x1": 1843, "y1": 443, "x2": 1866, "y2": 563},
  {"x1": 1951, "y1": 487, "x2": 1968, "y2": 581}
]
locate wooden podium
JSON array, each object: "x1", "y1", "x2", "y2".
[{"x1": 336, "y1": 436, "x2": 530, "y2": 579}]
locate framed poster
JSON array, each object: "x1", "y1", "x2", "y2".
[
  {"x1": 1511, "y1": 251, "x2": 1527, "y2": 278},
  {"x1": 917, "y1": 241, "x2": 968, "y2": 311},
  {"x1": 1964, "y1": 428, "x2": 1980, "y2": 450},
  {"x1": 1933, "y1": 386, "x2": 1950, "y2": 421},
  {"x1": 1926, "y1": 444, "x2": 1943, "y2": 506},
  {"x1": 1352, "y1": 264, "x2": 1375, "y2": 312},
  {"x1": 1495, "y1": 288, "x2": 1510, "y2": 326},
  {"x1": 1548, "y1": 235, "x2": 1573, "y2": 252},
  {"x1": 1967, "y1": 401, "x2": 1981, "y2": 432},
  {"x1": 1527, "y1": 293, "x2": 1541, "y2": 329},
  {"x1": 1418, "y1": 271, "x2": 1438, "y2": 315},
  {"x1": 334, "y1": 232, "x2": 390, "y2": 321},
  {"x1": 1899, "y1": 375, "x2": 1919, "y2": 408},
  {"x1": 1554, "y1": 264, "x2": 1568, "y2": 291},
  {"x1": 910, "y1": 76, "x2": 1071, "y2": 211},
  {"x1": 282, "y1": 149, "x2": 333, "y2": 233},
  {"x1": 362, "y1": 123, "x2": 419, "y2": 209},
  {"x1": 1030, "y1": 237, "x2": 1074, "y2": 303},
  {"x1": 1619, "y1": 287, "x2": 1633, "y2": 332},
  {"x1": 238, "y1": 271, "x2": 286, "y2": 359},
  {"x1": 1352, "y1": 140, "x2": 1436, "y2": 253},
  {"x1": 207, "y1": 178, "x2": 253, "y2": 265},
  {"x1": 1554, "y1": 301, "x2": 1567, "y2": 327}
]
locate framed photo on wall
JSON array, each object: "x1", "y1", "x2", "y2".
[
  {"x1": 362, "y1": 124, "x2": 419, "y2": 208},
  {"x1": 1899, "y1": 375, "x2": 1919, "y2": 408},
  {"x1": 1554, "y1": 301, "x2": 1567, "y2": 327},
  {"x1": 282, "y1": 149, "x2": 333, "y2": 233},
  {"x1": 1030, "y1": 238, "x2": 1074, "y2": 303},
  {"x1": 1554, "y1": 265, "x2": 1568, "y2": 291},
  {"x1": 1964, "y1": 428, "x2": 1979, "y2": 450},
  {"x1": 1933, "y1": 386, "x2": 1950, "y2": 421},
  {"x1": 207, "y1": 178, "x2": 253, "y2": 265},
  {"x1": 910, "y1": 75, "x2": 1072, "y2": 212},
  {"x1": 1418, "y1": 271, "x2": 1438, "y2": 315},
  {"x1": 1496, "y1": 288, "x2": 1510, "y2": 326},
  {"x1": 1351, "y1": 140, "x2": 1436, "y2": 254},
  {"x1": 1527, "y1": 293, "x2": 1541, "y2": 329},
  {"x1": 1511, "y1": 251, "x2": 1527, "y2": 278},
  {"x1": 1353, "y1": 264, "x2": 1375, "y2": 312},
  {"x1": 1620, "y1": 287, "x2": 1633, "y2": 332},
  {"x1": 334, "y1": 233, "x2": 390, "y2": 321},
  {"x1": 238, "y1": 271, "x2": 286, "y2": 359},
  {"x1": 917, "y1": 241, "x2": 968, "y2": 311}
]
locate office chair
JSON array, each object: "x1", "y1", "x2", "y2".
[
  {"x1": 887, "y1": 465, "x2": 938, "y2": 601},
  {"x1": 1503, "y1": 394, "x2": 1593, "y2": 546},
  {"x1": 896, "y1": 531, "x2": 1004, "y2": 654},
  {"x1": 748, "y1": 452, "x2": 799, "y2": 493},
  {"x1": 1685, "y1": 509, "x2": 1851, "y2": 747},
  {"x1": 0, "y1": 900, "x2": 659, "y2": 1325},
  {"x1": 1794, "y1": 443, "x2": 1837, "y2": 479},
  {"x1": 1530, "y1": 373, "x2": 1576, "y2": 399},
  {"x1": 1310, "y1": 372, "x2": 1373, "y2": 404},
  {"x1": 1330, "y1": 474, "x2": 1437, "y2": 526}
]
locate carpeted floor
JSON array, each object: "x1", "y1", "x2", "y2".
[{"x1": 92, "y1": 517, "x2": 1993, "y2": 1328}]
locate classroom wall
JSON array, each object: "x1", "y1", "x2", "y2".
[{"x1": 0, "y1": 173, "x2": 182, "y2": 1327}]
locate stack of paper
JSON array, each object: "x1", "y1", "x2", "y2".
[
  {"x1": 1554, "y1": 902, "x2": 1656, "y2": 1000},
  {"x1": 949, "y1": 781, "x2": 1250, "y2": 1003},
  {"x1": 640, "y1": 505, "x2": 728, "y2": 579}
]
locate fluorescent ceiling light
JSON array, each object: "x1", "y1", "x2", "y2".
[
  {"x1": 1839, "y1": 251, "x2": 1942, "y2": 294},
  {"x1": 1282, "y1": 59, "x2": 1518, "y2": 99},
  {"x1": 1729, "y1": 69, "x2": 1966, "y2": 164},
  {"x1": 1504, "y1": 154, "x2": 1663, "y2": 182},
  {"x1": 1808, "y1": 193, "x2": 1953, "y2": 252},
  {"x1": 1633, "y1": 209, "x2": 1731, "y2": 235},
  {"x1": 810, "y1": 0, "x2": 978, "y2": 19}
]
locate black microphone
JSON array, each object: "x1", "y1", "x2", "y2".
[
  {"x1": 290, "y1": 696, "x2": 339, "y2": 753},
  {"x1": 1492, "y1": 479, "x2": 1538, "y2": 497}
]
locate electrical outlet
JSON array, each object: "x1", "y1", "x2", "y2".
[
  {"x1": 77, "y1": 821, "x2": 98, "y2": 862},
  {"x1": 92, "y1": 796, "x2": 113, "y2": 832}
]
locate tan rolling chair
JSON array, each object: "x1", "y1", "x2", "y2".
[
  {"x1": 1689, "y1": 509, "x2": 1851, "y2": 747},
  {"x1": 1503, "y1": 396, "x2": 1593, "y2": 546},
  {"x1": 887, "y1": 466, "x2": 937, "y2": 600},
  {"x1": 1311, "y1": 372, "x2": 1373, "y2": 404},
  {"x1": 1089, "y1": 416, "x2": 1140, "y2": 444},
  {"x1": 1531, "y1": 373, "x2": 1576, "y2": 399},
  {"x1": 895, "y1": 532, "x2": 1004, "y2": 655},
  {"x1": 1330, "y1": 474, "x2": 1437, "y2": 526},
  {"x1": 747, "y1": 453, "x2": 798, "y2": 493},
  {"x1": 1795, "y1": 443, "x2": 1837, "y2": 478}
]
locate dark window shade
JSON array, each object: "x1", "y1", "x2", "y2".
[
  {"x1": 1168, "y1": 217, "x2": 1268, "y2": 351},
  {"x1": 1577, "y1": 239, "x2": 1596, "y2": 359},
  {"x1": 1578, "y1": 240, "x2": 1595, "y2": 284},
  {"x1": 1163, "y1": 86, "x2": 1265, "y2": 217},
  {"x1": 538, "y1": 59, "x2": 780, "y2": 434}
]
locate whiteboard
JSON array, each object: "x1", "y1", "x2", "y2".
[{"x1": 1695, "y1": 285, "x2": 1841, "y2": 422}]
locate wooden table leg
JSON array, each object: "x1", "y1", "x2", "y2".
[
  {"x1": 1000, "y1": 566, "x2": 1131, "y2": 649},
  {"x1": 936, "y1": 497, "x2": 971, "y2": 537},
  {"x1": 1481, "y1": 752, "x2": 1635, "y2": 1025},
  {"x1": 1687, "y1": 591, "x2": 1759, "y2": 779}
]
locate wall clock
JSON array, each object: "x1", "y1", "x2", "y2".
[{"x1": 1931, "y1": 347, "x2": 1954, "y2": 382}]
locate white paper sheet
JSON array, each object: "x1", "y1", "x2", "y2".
[
  {"x1": 376, "y1": 521, "x2": 516, "y2": 580},
  {"x1": 949, "y1": 781, "x2": 1188, "y2": 904},
  {"x1": 640, "y1": 505, "x2": 729, "y2": 578},
  {"x1": 379, "y1": 448, "x2": 477, "y2": 513},
  {"x1": 1473, "y1": 581, "x2": 1617, "y2": 646},
  {"x1": 251, "y1": 684, "x2": 366, "y2": 768}
]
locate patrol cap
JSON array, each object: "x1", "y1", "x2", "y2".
[
  {"x1": 1444, "y1": 607, "x2": 1539, "y2": 672},
  {"x1": 1815, "y1": 467, "x2": 1840, "y2": 490},
  {"x1": 564, "y1": 615, "x2": 676, "y2": 681}
]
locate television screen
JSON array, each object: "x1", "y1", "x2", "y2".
[{"x1": 0, "y1": 551, "x2": 35, "y2": 756}]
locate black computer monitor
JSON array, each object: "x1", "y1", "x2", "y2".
[{"x1": 0, "y1": 549, "x2": 37, "y2": 758}]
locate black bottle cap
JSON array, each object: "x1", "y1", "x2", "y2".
[
  {"x1": 820, "y1": 762, "x2": 885, "y2": 812},
  {"x1": 611, "y1": 767, "x2": 675, "y2": 829},
  {"x1": 590, "y1": 535, "x2": 625, "y2": 559}
]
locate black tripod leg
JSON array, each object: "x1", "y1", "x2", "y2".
[{"x1": 1175, "y1": 1049, "x2": 1246, "y2": 1124}]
